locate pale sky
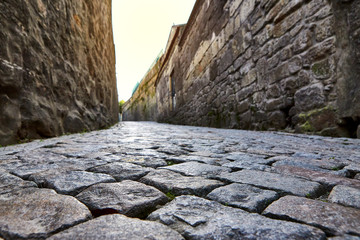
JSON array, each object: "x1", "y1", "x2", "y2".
[{"x1": 112, "y1": 0, "x2": 196, "y2": 101}]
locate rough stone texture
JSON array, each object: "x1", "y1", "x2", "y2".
[
  {"x1": 206, "y1": 183, "x2": 279, "y2": 213},
  {"x1": 160, "y1": 161, "x2": 230, "y2": 177},
  {"x1": 48, "y1": 214, "x2": 184, "y2": 240},
  {"x1": 274, "y1": 165, "x2": 360, "y2": 189},
  {"x1": 87, "y1": 162, "x2": 153, "y2": 181},
  {"x1": 140, "y1": 169, "x2": 224, "y2": 197},
  {"x1": 130, "y1": 0, "x2": 360, "y2": 138},
  {"x1": 0, "y1": 188, "x2": 91, "y2": 239},
  {"x1": 219, "y1": 170, "x2": 324, "y2": 197},
  {"x1": 148, "y1": 195, "x2": 326, "y2": 240},
  {"x1": 0, "y1": 122, "x2": 360, "y2": 238},
  {"x1": 0, "y1": 170, "x2": 37, "y2": 195},
  {"x1": 329, "y1": 185, "x2": 360, "y2": 209},
  {"x1": 264, "y1": 195, "x2": 360, "y2": 236},
  {"x1": 0, "y1": 0, "x2": 118, "y2": 146},
  {"x1": 33, "y1": 170, "x2": 116, "y2": 196},
  {"x1": 76, "y1": 181, "x2": 168, "y2": 218}
]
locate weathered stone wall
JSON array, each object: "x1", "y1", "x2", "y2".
[
  {"x1": 0, "y1": 0, "x2": 118, "y2": 145},
  {"x1": 156, "y1": 0, "x2": 360, "y2": 137},
  {"x1": 123, "y1": 56, "x2": 163, "y2": 121}
]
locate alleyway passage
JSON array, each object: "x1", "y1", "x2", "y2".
[{"x1": 0, "y1": 122, "x2": 360, "y2": 239}]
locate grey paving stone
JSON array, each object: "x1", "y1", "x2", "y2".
[
  {"x1": 207, "y1": 183, "x2": 279, "y2": 213},
  {"x1": 223, "y1": 161, "x2": 272, "y2": 171},
  {"x1": 35, "y1": 170, "x2": 116, "y2": 195},
  {"x1": 0, "y1": 170, "x2": 37, "y2": 195},
  {"x1": 120, "y1": 156, "x2": 168, "y2": 168},
  {"x1": 48, "y1": 214, "x2": 184, "y2": 240},
  {"x1": 87, "y1": 162, "x2": 152, "y2": 181},
  {"x1": 160, "y1": 161, "x2": 230, "y2": 177},
  {"x1": 76, "y1": 181, "x2": 168, "y2": 218},
  {"x1": 148, "y1": 195, "x2": 326, "y2": 240},
  {"x1": 0, "y1": 188, "x2": 91, "y2": 239},
  {"x1": 140, "y1": 169, "x2": 224, "y2": 197},
  {"x1": 219, "y1": 170, "x2": 324, "y2": 197},
  {"x1": 263, "y1": 195, "x2": 360, "y2": 236},
  {"x1": 274, "y1": 165, "x2": 360, "y2": 189},
  {"x1": 329, "y1": 185, "x2": 360, "y2": 209}
]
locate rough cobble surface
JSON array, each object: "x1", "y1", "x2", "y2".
[{"x1": 0, "y1": 122, "x2": 360, "y2": 239}]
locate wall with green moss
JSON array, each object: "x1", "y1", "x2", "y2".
[{"x1": 122, "y1": 56, "x2": 163, "y2": 121}]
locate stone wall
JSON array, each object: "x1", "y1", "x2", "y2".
[
  {"x1": 155, "y1": 0, "x2": 360, "y2": 137},
  {"x1": 0, "y1": 0, "x2": 118, "y2": 145},
  {"x1": 123, "y1": 55, "x2": 163, "y2": 121}
]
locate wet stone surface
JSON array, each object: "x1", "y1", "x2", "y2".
[{"x1": 0, "y1": 122, "x2": 360, "y2": 239}]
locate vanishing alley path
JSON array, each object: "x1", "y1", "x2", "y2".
[{"x1": 0, "y1": 122, "x2": 360, "y2": 239}]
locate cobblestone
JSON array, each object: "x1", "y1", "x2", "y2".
[{"x1": 0, "y1": 122, "x2": 360, "y2": 239}]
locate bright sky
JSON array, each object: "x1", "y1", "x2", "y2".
[{"x1": 112, "y1": 0, "x2": 196, "y2": 102}]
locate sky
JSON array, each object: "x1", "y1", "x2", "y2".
[{"x1": 112, "y1": 0, "x2": 197, "y2": 102}]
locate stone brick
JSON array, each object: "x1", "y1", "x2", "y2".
[
  {"x1": 289, "y1": 56, "x2": 303, "y2": 74},
  {"x1": 329, "y1": 185, "x2": 360, "y2": 209},
  {"x1": 292, "y1": 29, "x2": 313, "y2": 54},
  {"x1": 240, "y1": 0, "x2": 256, "y2": 23},
  {"x1": 274, "y1": 165, "x2": 360, "y2": 189},
  {"x1": 273, "y1": 9, "x2": 303, "y2": 38},
  {"x1": 264, "y1": 196, "x2": 360, "y2": 236},
  {"x1": 268, "y1": 62, "x2": 290, "y2": 84},
  {"x1": 294, "y1": 83, "x2": 325, "y2": 112},
  {"x1": 266, "y1": 0, "x2": 290, "y2": 22},
  {"x1": 274, "y1": 0, "x2": 305, "y2": 23},
  {"x1": 219, "y1": 170, "x2": 324, "y2": 197},
  {"x1": 315, "y1": 17, "x2": 335, "y2": 42},
  {"x1": 311, "y1": 58, "x2": 332, "y2": 80}
]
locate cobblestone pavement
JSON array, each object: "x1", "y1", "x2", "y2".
[{"x1": 1, "y1": 122, "x2": 360, "y2": 239}]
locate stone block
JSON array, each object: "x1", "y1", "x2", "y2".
[
  {"x1": 273, "y1": 9, "x2": 303, "y2": 38},
  {"x1": 240, "y1": 0, "x2": 256, "y2": 23},
  {"x1": 315, "y1": 17, "x2": 335, "y2": 42},
  {"x1": 329, "y1": 185, "x2": 360, "y2": 209},
  {"x1": 0, "y1": 188, "x2": 91, "y2": 239},
  {"x1": 148, "y1": 195, "x2": 326, "y2": 239},
  {"x1": 75, "y1": 181, "x2": 168, "y2": 218},
  {"x1": 48, "y1": 214, "x2": 184, "y2": 240},
  {"x1": 219, "y1": 169, "x2": 324, "y2": 197},
  {"x1": 294, "y1": 83, "x2": 325, "y2": 112},
  {"x1": 140, "y1": 169, "x2": 224, "y2": 197},
  {"x1": 207, "y1": 183, "x2": 279, "y2": 213},
  {"x1": 274, "y1": 165, "x2": 360, "y2": 189},
  {"x1": 264, "y1": 195, "x2": 360, "y2": 236}
]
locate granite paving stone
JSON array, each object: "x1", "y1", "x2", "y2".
[
  {"x1": 160, "y1": 161, "x2": 231, "y2": 177},
  {"x1": 274, "y1": 165, "x2": 360, "y2": 189},
  {"x1": 263, "y1": 195, "x2": 360, "y2": 236},
  {"x1": 76, "y1": 181, "x2": 168, "y2": 218},
  {"x1": 120, "y1": 156, "x2": 168, "y2": 168},
  {"x1": 148, "y1": 195, "x2": 326, "y2": 240},
  {"x1": 48, "y1": 214, "x2": 184, "y2": 240},
  {"x1": 0, "y1": 170, "x2": 37, "y2": 195},
  {"x1": 35, "y1": 170, "x2": 116, "y2": 195},
  {"x1": 1, "y1": 122, "x2": 360, "y2": 239},
  {"x1": 328, "y1": 185, "x2": 360, "y2": 209},
  {"x1": 140, "y1": 169, "x2": 224, "y2": 197},
  {"x1": 206, "y1": 183, "x2": 279, "y2": 213},
  {"x1": 87, "y1": 162, "x2": 153, "y2": 181},
  {"x1": 219, "y1": 170, "x2": 325, "y2": 197},
  {"x1": 0, "y1": 188, "x2": 91, "y2": 239}
]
